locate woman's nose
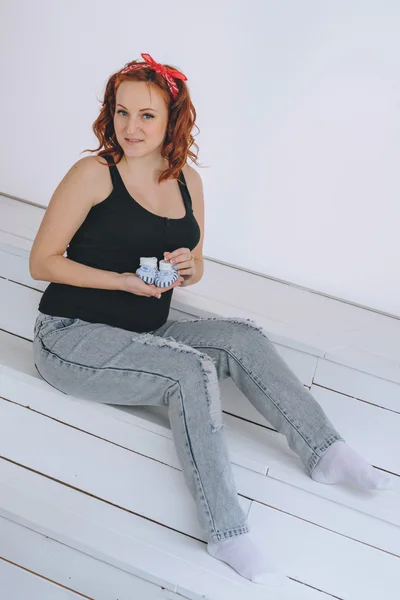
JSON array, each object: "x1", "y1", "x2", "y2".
[{"x1": 126, "y1": 119, "x2": 142, "y2": 135}]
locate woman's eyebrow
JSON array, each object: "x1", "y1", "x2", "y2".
[{"x1": 116, "y1": 104, "x2": 158, "y2": 112}]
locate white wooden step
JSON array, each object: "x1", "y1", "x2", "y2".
[
  {"x1": 0, "y1": 517, "x2": 182, "y2": 600},
  {"x1": 248, "y1": 500, "x2": 400, "y2": 600},
  {"x1": 0, "y1": 559, "x2": 86, "y2": 600},
  {"x1": 0, "y1": 460, "x2": 326, "y2": 600}
]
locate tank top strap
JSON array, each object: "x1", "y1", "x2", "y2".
[
  {"x1": 102, "y1": 154, "x2": 124, "y2": 190},
  {"x1": 177, "y1": 170, "x2": 193, "y2": 212}
]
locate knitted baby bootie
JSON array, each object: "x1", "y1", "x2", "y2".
[
  {"x1": 136, "y1": 257, "x2": 159, "y2": 284},
  {"x1": 155, "y1": 260, "x2": 179, "y2": 288}
]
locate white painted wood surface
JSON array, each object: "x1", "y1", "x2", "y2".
[
  {"x1": 0, "y1": 461, "x2": 321, "y2": 600},
  {"x1": 0, "y1": 196, "x2": 399, "y2": 599},
  {"x1": 0, "y1": 558, "x2": 85, "y2": 600},
  {"x1": 1, "y1": 517, "x2": 180, "y2": 600}
]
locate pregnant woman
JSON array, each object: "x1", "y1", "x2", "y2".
[{"x1": 30, "y1": 52, "x2": 391, "y2": 587}]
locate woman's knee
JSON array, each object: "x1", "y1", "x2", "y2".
[{"x1": 204, "y1": 316, "x2": 269, "y2": 351}]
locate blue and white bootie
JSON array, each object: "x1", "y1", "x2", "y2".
[
  {"x1": 136, "y1": 257, "x2": 158, "y2": 284},
  {"x1": 155, "y1": 260, "x2": 179, "y2": 288}
]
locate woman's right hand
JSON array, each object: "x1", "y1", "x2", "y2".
[{"x1": 119, "y1": 272, "x2": 184, "y2": 298}]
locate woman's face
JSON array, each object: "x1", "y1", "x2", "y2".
[{"x1": 114, "y1": 80, "x2": 169, "y2": 156}]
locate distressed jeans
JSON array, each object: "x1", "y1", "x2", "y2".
[{"x1": 33, "y1": 312, "x2": 344, "y2": 543}]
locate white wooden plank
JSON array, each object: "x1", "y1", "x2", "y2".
[
  {"x1": 0, "y1": 278, "x2": 40, "y2": 339},
  {"x1": 0, "y1": 244, "x2": 47, "y2": 291},
  {"x1": 175, "y1": 571, "x2": 325, "y2": 600},
  {"x1": 0, "y1": 559, "x2": 84, "y2": 600},
  {"x1": 0, "y1": 331, "x2": 39, "y2": 376},
  {"x1": 331, "y1": 320, "x2": 400, "y2": 365},
  {"x1": 233, "y1": 465, "x2": 400, "y2": 557},
  {"x1": 0, "y1": 240, "x2": 31, "y2": 259},
  {"x1": 311, "y1": 385, "x2": 400, "y2": 474},
  {"x1": 0, "y1": 478, "x2": 186, "y2": 596},
  {"x1": 324, "y1": 344, "x2": 400, "y2": 385},
  {"x1": 0, "y1": 460, "x2": 313, "y2": 600},
  {"x1": 248, "y1": 500, "x2": 400, "y2": 600},
  {"x1": 0, "y1": 517, "x2": 183, "y2": 600},
  {"x1": 0, "y1": 195, "x2": 43, "y2": 241},
  {"x1": 315, "y1": 356, "x2": 400, "y2": 412},
  {"x1": 0, "y1": 229, "x2": 33, "y2": 251}
]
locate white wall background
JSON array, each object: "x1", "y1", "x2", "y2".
[{"x1": 1, "y1": 0, "x2": 399, "y2": 316}]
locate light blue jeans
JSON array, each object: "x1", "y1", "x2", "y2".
[{"x1": 33, "y1": 312, "x2": 344, "y2": 543}]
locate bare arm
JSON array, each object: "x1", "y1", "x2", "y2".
[{"x1": 29, "y1": 157, "x2": 124, "y2": 291}]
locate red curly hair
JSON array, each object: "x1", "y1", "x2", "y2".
[{"x1": 82, "y1": 57, "x2": 202, "y2": 183}]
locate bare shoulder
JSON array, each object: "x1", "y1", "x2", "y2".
[
  {"x1": 62, "y1": 155, "x2": 108, "y2": 182},
  {"x1": 182, "y1": 163, "x2": 202, "y2": 187},
  {"x1": 44, "y1": 155, "x2": 110, "y2": 212},
  {"x1": 75, "y1": 155, "x2": 111, "y2": 203},
  {"x1": 78, "y1": 154, "x2": 110, "y2": 173},
  {"x1": 72, "y1": 154, "x2": 111, "y2": 173}
]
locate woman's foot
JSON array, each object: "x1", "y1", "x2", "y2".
[
  {"x1": 207, "y1": 532, "x2": 288, "y2": 586},
  {"x1": 311, "y1": 441, "x2": 392, "y2": 490}
]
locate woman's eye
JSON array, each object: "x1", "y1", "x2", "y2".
[{"x1": 117, "y1": 110, "x2": 154, "y2": 119}]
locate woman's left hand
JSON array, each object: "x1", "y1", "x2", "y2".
[{"x1": 164, "y1": 248, "x2": 196, "y2": 286}]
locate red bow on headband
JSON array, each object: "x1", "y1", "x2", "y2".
[{"x1": 119, "y1": 53, "x2": 187, "y2": 99}]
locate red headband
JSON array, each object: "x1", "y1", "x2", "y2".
[{"x1": 116, "y1": 53, "x2": 187, "y2": 100}]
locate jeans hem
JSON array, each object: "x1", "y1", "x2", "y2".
[
  {"x1": 308, "y1": 434, "x2": 345, "y2": 474},
  {"x1": 209, "y1": 523, "x2": 250, "y2": 543}
]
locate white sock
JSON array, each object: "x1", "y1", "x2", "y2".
[
  {"x1": 311, "y1": 441, "x2": 392, "y2": 490},
  {"x1": 207, "y1": 533, "x2": 288, "y2": 586}
]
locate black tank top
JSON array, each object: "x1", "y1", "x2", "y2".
[{"x1": 38, "y1": 156, "x2": 201, "y2": 333}]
